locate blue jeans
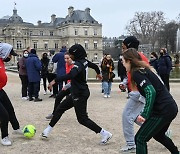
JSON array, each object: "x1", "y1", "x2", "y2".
[{"x1": 103, "y1": 81, "x2": 112, "y2": 95}]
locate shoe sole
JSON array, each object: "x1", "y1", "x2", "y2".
[
  {"x1": 100, "y1": 134, "x2": 112, "y2": 145},
  {"x1": 121, "y1": 148, "x2": 136, "y2": 153},
  {"x1": 41, "y1": 133, "x2": 48, "y2": 140}
]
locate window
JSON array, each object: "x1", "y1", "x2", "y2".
[
  {"x1": 85, "y1": 40, "x2": 88, "y2": 49},
  {"x1": 75, "y1": 29, "x2": 78, "y2": 35},
  {"x1": 94, "y1": 41, "x2": 98, "y2": 49},
  {"x1": 44, "y1": 43, "x2": 48, "y2": 50},
  {"x1": 17, "y1": 41, "x2": 22, "y2": 49},
  {"x1": 50, "y1": 31, "x2": 54, "y2": 36},
  {"x1": 84, "y1": 29, "x2": 88, "y2": 36},
  {"x1": 40, "y1": 31, "x2": 43, "y2": 36},
  {"x1": 94, "y1": 29, "x2": 97, "y2": 36},
  {"x1": 33, "y1": 42, "x2": 37, "y2": 49},
  {"x1": 55, "y1": 43, "x2": 58, "y2": 49},
  {"x1": 30, "y1": 31, "x2": 33, "y2": 36}
]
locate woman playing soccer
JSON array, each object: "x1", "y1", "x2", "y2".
[{"x1": 122, "y1": 48, "x2": 179, "y2": 154}]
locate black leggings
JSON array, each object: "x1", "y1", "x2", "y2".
[
  {"x1": 0, "y1": 89, "x2": 20, "y2": 138},
  {"x1": 135, "y1": 108, "x2": 179, "y2": 154},
  {"x1": 49, "y1": 89, "x2": 102, "y2": 134},
  {"x1": 52, "y1": 89, "x2": 71, "y2": 115}
]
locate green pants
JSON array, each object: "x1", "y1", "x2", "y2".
[{"x1": 135, "y1": 115, "x2": 179, "y2": 154}]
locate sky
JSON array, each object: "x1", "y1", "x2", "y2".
[{"x1": 1, "y1": 0, "x2": 180, "y2": 37}]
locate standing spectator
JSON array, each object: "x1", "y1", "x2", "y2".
[
  {"x1": 158, "y1": 48, "x2": 172, "y2": 91},
  {"x1": 149, "y1": 52, "x2": 159, "y2": 72},
  {"x1": 117, "y1": 54, "x2": 127, "y2": 92},
  {"x1": 0, "y1": 43, "x2": 22, "y2": 146},
  {"x1": 52, "y1": 46, "x2": 66, "y2": 92},
  {"x1": 100, "y1": 54, "x2": 107, "y2": 93},
  {"x1": 101, "y1": 54, "x2": 115, "y2": 98},
  {"x1": 18, "y1": 50, "x2": 29, "y2": 100},
  {"x1": 26, "y1": 49, "x2": 42, "y2": 102},
  {"x1": 41, "y1": 53, "x2": 49, "y2": 95},
  {"x1": 47, "y1": 50, "x2": 58, "y2": 98},
  {"x1": 122, "y1": 48, "x2": 179, "y2": 154}
]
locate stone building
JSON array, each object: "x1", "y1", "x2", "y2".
[{"x1": 0, "y1": 6, "x2": 103, "y2": 61}]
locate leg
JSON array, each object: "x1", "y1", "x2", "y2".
[
  {"x1": 0, "y1": 90, "x2": 20, "y2": 131},
  {"x1": 42, "y1": 77, "x2": 47, "y2": 92},
  {"x1": 33, "y1": 82, "x2": 40, "y2": 98},
  {"x1": 49, "y1": 95, "x2": 74, "y2": 127},
  {"x1": 103, "y1": 81, "x2": 108, "y2": 96},
  {"x1": 28, "y1": 82, "x2": 34, "y2": 98},
  {"x1": 135, "y1": 115, "x2": 178, "y2": 154},
  {"x1": 73, "y1": 90, "x2": 102, "y2": 133},
  {"x1": 52, "y1": 89, "x2": 70, "y2": 115},
  {"x1": 107, "y1": 82, "x2": 112, "y2": 96},
  {"x1": 122, "y1": 91, "x2": 144, "y2": 146},
  {"x1": 0, "y1": 100, "x2": 9, "y2": 139}
]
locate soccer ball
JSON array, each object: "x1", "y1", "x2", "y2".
[{"x1": 23, "y1": 125, "x2": 36, "y2": 138}]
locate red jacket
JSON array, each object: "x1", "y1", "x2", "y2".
[
  {"x1": 66, "y1": 63, "x2": 74, "y2": 83},
  {"x1": 127, "y1": 52, "x2": 149, "y2": 91},
  {"x1": 0, "y1": 59, "x2": 7, "y2": 90}
]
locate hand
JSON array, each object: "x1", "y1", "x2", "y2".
[
  {"x1": 96, "y1": 74, "x2": 103, "y2": 80},
  {"x1": 136, "y1": 115, "x2": 146, "y2": 123},
  {"x1": 107, "y1": 64, "x2": 110, "y2": 67},
  {"x1": 48, "y1": 80, "x2": 56, "y2": 91}
]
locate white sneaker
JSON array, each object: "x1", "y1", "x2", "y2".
[
  {"x1": 44, "y1": 91, "x2": 47, "y2": 95},
  {"x1": 22, "y1": 97, "x2": 28, "y2": 100},
  {"x1": 100, "y1": 131, "x2": 112, "y2": 144},
  {"x1": 103, "y1": 95, "x2": 108, "y2": 98},
  {"x1": 107, "y1": 95, "x2": 111, "y2": 98},
  {"x1": 41, "y1": 126, "x2": 52, "y2": 138},
  {"x1": 1, "y1": 136, "x2": 12, "y2": 146},
  {"x1": 12, "y1": 128, "x2": 23, "y2": 135},
  {"x1": 120, "y1": 145, "x2": 136, "y2": 152}
]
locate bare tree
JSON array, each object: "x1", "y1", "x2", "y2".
[{"x1": 126, "y1": 11, "x2": 166, "y2": 49}]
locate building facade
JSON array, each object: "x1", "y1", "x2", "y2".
[{"x1": 0, "y1": 6, "x2": 103, "y2": 61}]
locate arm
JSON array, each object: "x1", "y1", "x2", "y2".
[
  {"x1": 34, "y1": 58, "x2": 42, "y2": 71},
  {"x1": 133, "y1": 71, "x2": 156, "y2": 120},
  {"x1": 87, "y1": 60, "x2": 100, "y2": 74}
]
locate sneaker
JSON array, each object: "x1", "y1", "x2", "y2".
[
  {"x1": 22, "y1": 97, "x2": 28, "y2": 100},
  {"x1": 120, "y1": 145, "x2": 136, "y2": 152},
  {"x1": 44, "y1": 91, "x2": 47, "y2": 95},
  {"x1": 1, "y1": 136, "x2": 12, "y2": 146},
  {"x1": 103, "y1": 95, "x2": 108, "y2": 98},
  {"x1": 29, "y1": 97, "x2": 34, "y2": 101},
  {"x1": 165, "y1": 129, "x2": 172, "y2": 138},
  {"x1": 41, "y1": 128, "x2": 51, "y2": 139},
  {"x1": 12, "y1": 129, "x2": 23, "y2": 135},
  {"x1": 100, "y1": 132, "x2": 112, "y2": 144},
  {"x1": 45, "y1": 114, "x2": 53, "y2": 120},
  {"x1": 34, "y1": 98, "x2": 42, "y2": 102},
  {"x1": 107, "y1": 95, "x2": 111, "y2": 98}
]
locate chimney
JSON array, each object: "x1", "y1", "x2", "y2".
[
  {"x1": 68, "y1": 6, "x2": 74, "y2": 17},
  {"x1": 37, "y1": 20, "x2": 42, "y2": 26},
  {"x1": 85, "y1": 8, "x2": 90, "y2": 14},
  {"x1": 51, "y1": 14, "x2": 56, "y2": 24}
]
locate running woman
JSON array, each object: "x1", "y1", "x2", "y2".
[
  {"x1": 42, "y1": 44, "x2": 112, "y2": 144},
  {"x1": 0, "y1": 43, "x2": 22, "y2": 146},
  {"x1": 122, "y1": 48, "x2": 179, "y2": 154}
]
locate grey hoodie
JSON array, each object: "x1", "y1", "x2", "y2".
[{"x1": 0, "y1": 43, "x2": 13, "y2": 59}]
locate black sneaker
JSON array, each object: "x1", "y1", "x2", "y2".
[
  {"x1": 29, "y1": 97, "x2": 34, "y2": 101},
  {"x1": 34, "y1": 98, "x2": 42, "y2": 102}
]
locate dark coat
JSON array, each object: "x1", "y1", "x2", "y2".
[
  {"x1": 52, "y1": 48, "x2": 66, "y2": 77},
  {"x1": 158, "y1": 54, "x2": 172, "y2": 75},
  {"x1": 117, "y1": 58, "x2": 126, "y2": 80},
  {"x1": 41, "y1": 57, "x2": 49, "y2": 78},
  {"x1": 26, "y1": 53, "x2": 42, "y2": 82}
]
